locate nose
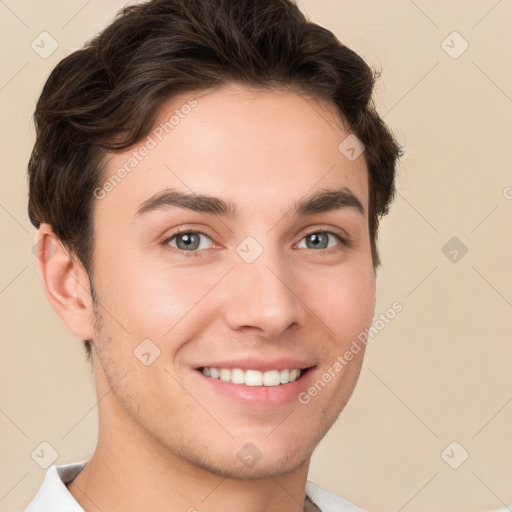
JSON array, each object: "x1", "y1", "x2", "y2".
[{"x1": 222, "y1": 246, "x2": 305, "y2": 339}]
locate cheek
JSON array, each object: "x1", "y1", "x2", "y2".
[
  {"x1": 104, "y1": 261, "x2": 223, "y2": 339},
  {"x1": 314, "y1": 266, "x2": 375, "y2": 343}
]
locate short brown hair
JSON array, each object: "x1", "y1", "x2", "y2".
[{"x1": 28, "y1": 0, "x2": 403, "y2": 361}]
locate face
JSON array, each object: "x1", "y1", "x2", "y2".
[{"x1": 88, "y1": 83, "x2": 375, "y2": 478}]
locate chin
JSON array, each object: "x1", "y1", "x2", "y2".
[{"x1": 194, "y1": 449, "x2": 310, "y2": 480}]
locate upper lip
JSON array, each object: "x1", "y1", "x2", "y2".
[{"x1": 195, "y1": 357, "x2": 316, "y2": 372}]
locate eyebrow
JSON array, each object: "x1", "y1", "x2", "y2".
[{"x1": 133, "y1": 186, "x2": 365, "y2": 220}]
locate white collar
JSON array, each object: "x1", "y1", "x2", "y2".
[
  {"x1": 24, "y1": 462, "x2": 366, "y2": 512},
  {"x1": 24, "y1": 462, "x2": 87, "y2": 511}
]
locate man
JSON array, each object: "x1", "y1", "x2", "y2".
[{"x1": 25, "y1": 0, "x2": 402, "y2": 510}]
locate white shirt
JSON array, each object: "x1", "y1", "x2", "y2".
[{"x1": 24, "y1": 462, "x2": 366, "y2": 512}]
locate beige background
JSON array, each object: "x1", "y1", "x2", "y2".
[{"x1": 1, "y1": 1, "x2": 511, "y2": 511}]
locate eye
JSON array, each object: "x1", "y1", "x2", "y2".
[
  {"x1": 296, "y1": 231, "x2": 345, "y2": 251},
  {"x1": 163, "y1": 230, "x2": 214, "y2": 254},
  {"x1": 161, "y1": 228, "x2": 346, "y2": 257}
]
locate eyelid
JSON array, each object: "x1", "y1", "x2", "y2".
[
  {"x1": 161, "y1": 227, "x2": 216, "y2": 250},
  {"x1": 295, "y1": 225, "x2": 348, "y2": 245},
  {"x1": 161, "y1": 226, "x2": 348, "y2": 244}
]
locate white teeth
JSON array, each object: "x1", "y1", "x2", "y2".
[
  {"x1": 231, "y1": 368, "x2": 245, "y2": 384},
  {"x1": 219, "y1": 368, "x2": 231, "y2": 382},
  {"x1": 245, "y1": 369, "x2": 263, "y2": 386},
  {"x1": 263, "y1": 370, "x2": 280, "y2": 387},
  {"x1": 201, "y1": 367, "x2": 303, "y2": 386}
]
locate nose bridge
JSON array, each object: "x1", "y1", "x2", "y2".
[{"x1": 223, "y1": 237, "x2": 301, "y2": 335}]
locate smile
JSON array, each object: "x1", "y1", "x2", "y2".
[{"x1": 201, "y1": 367, "x2": 304, "y2": 386}]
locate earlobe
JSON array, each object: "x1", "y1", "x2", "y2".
[{"x1": 33, "y1": 223, "x2": 95, "y2": 340}]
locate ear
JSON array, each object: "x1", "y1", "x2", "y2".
[{"x1": 32, "y1": 223, "x2": 95, "y2": 340}]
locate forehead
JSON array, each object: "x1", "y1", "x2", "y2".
[{"x1": 95, "y1": 83, "x2": 368, "y2": 225}]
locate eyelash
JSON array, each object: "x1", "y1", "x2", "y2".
[{"x1": 161, "y1": 227, "x2": 348, "y2": 258}]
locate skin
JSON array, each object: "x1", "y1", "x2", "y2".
[{"x1": 35, "y1": 82, "x2": 375, "y2": 512}]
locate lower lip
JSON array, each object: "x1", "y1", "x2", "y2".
[{"x1": 195, "y1": 368, "x2": 316, "y2": 408}]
